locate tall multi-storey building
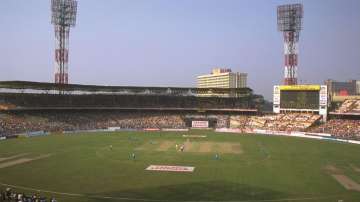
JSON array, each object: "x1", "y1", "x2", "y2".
[{"x1": 197, "y1": 68, "x2": 247, "y2": 97}]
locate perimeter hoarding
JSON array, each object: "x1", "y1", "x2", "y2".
[
  {"x1": 146, "y1": 165, "x2": 195, "y2": 172},
  {"x1": 191, "y1": 121, "x2": 209, "y2": 128}
]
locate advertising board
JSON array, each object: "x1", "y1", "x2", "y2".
[
  {"x1": 279, "y1": 85, "x2": 320, "y2": 91},
  {"x1": 146, "y1": 165, "x2": 195, "y2": 172},
  {"x1": 191, "y1": 121, "x2": 209, "y2": 128}
]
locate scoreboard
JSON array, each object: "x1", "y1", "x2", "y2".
[
  {"x1": 273, "y1": 85, "x2": 328, "y2": 116},
  {"x1": 280, "y1": 90, "x2": 319, "y2": 109}
]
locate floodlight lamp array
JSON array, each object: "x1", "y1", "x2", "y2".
[
  {"x1": 277, "y1": 4, "x2": 303, "y2": 32},
  {"x1": 51, "y1": 0, "x2": 77, "y2": 27}
]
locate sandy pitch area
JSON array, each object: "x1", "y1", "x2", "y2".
[
  {"x1": 156, "y1": 141, "x2": 175, "y2": 151},
  {"x1": 0, "y1": 154, "x2": 51, "y2": 169},
  {"x1": 0, "y1": 153, "x2": 29, "y2": 162},
  {"x1": 324, "y1": 165, "x2": 360, "y2": 192},
  {"x1": 332, "y1": 174, "x2": 360, "y2": 192},
  {"x1": 350, "y1": 164, "x2": 360, "y2": 173},
  {"x1": 138, "y1": 140, "x2": 242, "y2": 154}
]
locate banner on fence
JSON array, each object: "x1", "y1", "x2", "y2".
[
  {"x1": 191, "y1": 121, "x2": 209, "y2": 128},
  {"x1": 27, "y1": 131, "x2": 49, "y2": 137},
  {"x1": 145, "y1": 165, "x2": 195, "y2": 172},
  {"x1": 144, "y1": 128, "x2": 160, "y2": 131},
  {"x1": 108, "y1": 127, "x2": 121, "y2": 131},
  {"x1": 215, "y1": 128, "x2": 242, "y2": 133},
  {"x1": 162, "y1": 128, "x2": 189, "y2": 132}
]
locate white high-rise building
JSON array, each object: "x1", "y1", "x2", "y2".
[{"x1": 197, "y1": 68, "x2": 247, "y2": 97}]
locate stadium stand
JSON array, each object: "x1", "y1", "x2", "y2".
[
  {"x1": 309, "y1": 98, "x2": 360, "y2": 140},
  {"x1": 0, "y1": 111, "x2": 188, "y2": 135},
  {"x1": 0, "y1": 81, "x2": 262, "y2": 136},
  {"x1": 229, "y1": 113, "x2": 360, "y2": 140},
  {"x1": 1, "y1": 81, "x2": 360, "y2": 141},
  {"x1": 309, "y1": 119, "x2": 360, "y2": 140},
  {"x1": 334, "y1": 99, "x2": 360, "y2": 114},
  {"x1": 1, "y1": 110, "x2": 360, "y2": 140},
  {"x1": 229, "y1": 113, "x2": 321, "y2": 132},
  {"x1": 0, "y1": 81, "x2": 263, "y2": 111},
  {"x1": 0, "y1": 93, "x2": 258, "y2": 110}
]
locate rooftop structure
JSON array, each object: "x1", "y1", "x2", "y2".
[{"x1": 197, "y1": 68, "x2": 247, "y2": 97}]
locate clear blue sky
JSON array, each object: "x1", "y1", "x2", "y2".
[{"x1": 1, "y1": 0, "x2": 359, "y2": 100}]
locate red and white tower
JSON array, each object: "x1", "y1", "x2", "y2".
[
  {"x1": 51, "y1": 0, "x2": 77, "y2": 84},
  {"x1": 277, "y1": 4, "x2": 303, "y2": 85}
]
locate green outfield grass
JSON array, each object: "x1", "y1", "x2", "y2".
[{"x1": 1, "y1": 130, "x2": 360, "y2": 202}]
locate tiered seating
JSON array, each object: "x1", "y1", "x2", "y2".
[
  {"x1": 336, "y1": 99, "x2": 360, "y2": 114},
  {"x1": 230, "y1": 113, "x2": 321, "y2": 132},
  {"x1": 310, "y1": 119, "x2": 360, "y2": 140},
  {"x1": 0, "y1": 111, "x2": 188, "y2": 135},
  {"x1": 229, "y1": 116, "x2": 249, "y2": 129},
  {"x1": 0, "y1": 93, "x2": 255, "y2": 110}
]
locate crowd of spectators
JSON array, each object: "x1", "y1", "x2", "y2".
[
  {"x1": 1, "y1": 111, "x2": 359, "y2": 140},
  {"x1": 309, "y1": 119, "x2": 360, "y2": 140},
  {"x1": 335, "y1": 99, "x2": 360, "y2": 114},
  {"x1": 229, "y1": 113, "x2": 360, "y2": 140},
  {"x1": 0, "y1": 113, "x2": 50, "y2": 135},
  {"x1": 229, "y1": 115, "x2": 249, "y2": 129},
  {"x1": 0, "y1": 111, "x2": 188, "y2": 136},
  {"x1": 230, "y1": 113, "x2": 321, "y2": 132},
  {"x1": 0, "y1": 187, "x2": 56, "y2": 202},
  {"x1": 103, "y1": 113, "x2": 186, "y2": 129},
  {"x1": 0, "y1": 111, "x2": 239, "y2": 136}
]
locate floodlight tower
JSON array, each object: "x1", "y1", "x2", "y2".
[
  {"x1": 277, "y1": 4, "x2": 303, "y2": 85},
  {"x1": 51, "y1": 0, "x2": 77, "y2": 84}
]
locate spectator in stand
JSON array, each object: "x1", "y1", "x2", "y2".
[
  {"x1": 336, "y1": 99, "x2": 360, "y2": 114},
  {"x1": 0, "y1": 111, "x2": 189, "y2": 135},
  {"x1": 310, "y1": 119, "x2": 360, "y2": 140},
  {"x1": 1, "y1": 111, "x2": 359, "y2": 141},
  {"x1": 230, "y1": 113, "x2": 321, "y2": 132}
]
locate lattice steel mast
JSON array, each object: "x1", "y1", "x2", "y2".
[
  {"x1": 51, "y1": 0, "x2": 77, "y2": 84},
  {"x1": 277, "y1": 4, "x2": 303, "y2": 85}
]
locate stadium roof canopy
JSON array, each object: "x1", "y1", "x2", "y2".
[{"x1": 0, "y1": 81, "x2": 253, "y2": 97}]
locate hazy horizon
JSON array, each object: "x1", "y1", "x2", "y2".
[{"x1": 1, "y1": 0, "x2": 360, "y2": 100}]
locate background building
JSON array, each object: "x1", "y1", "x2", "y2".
[
  {"x1": 325, "y1": 79, "x2": 360, "y2": 103},
  {"x1": 325, "y1": 79, "x2": 358, "y2": 96},
  {"x1": 197, "y1": 68, "x2": 247, "y2": 88},
  {"x1": 197, "y1": 68, "x2": 247, "y2": 97}
]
